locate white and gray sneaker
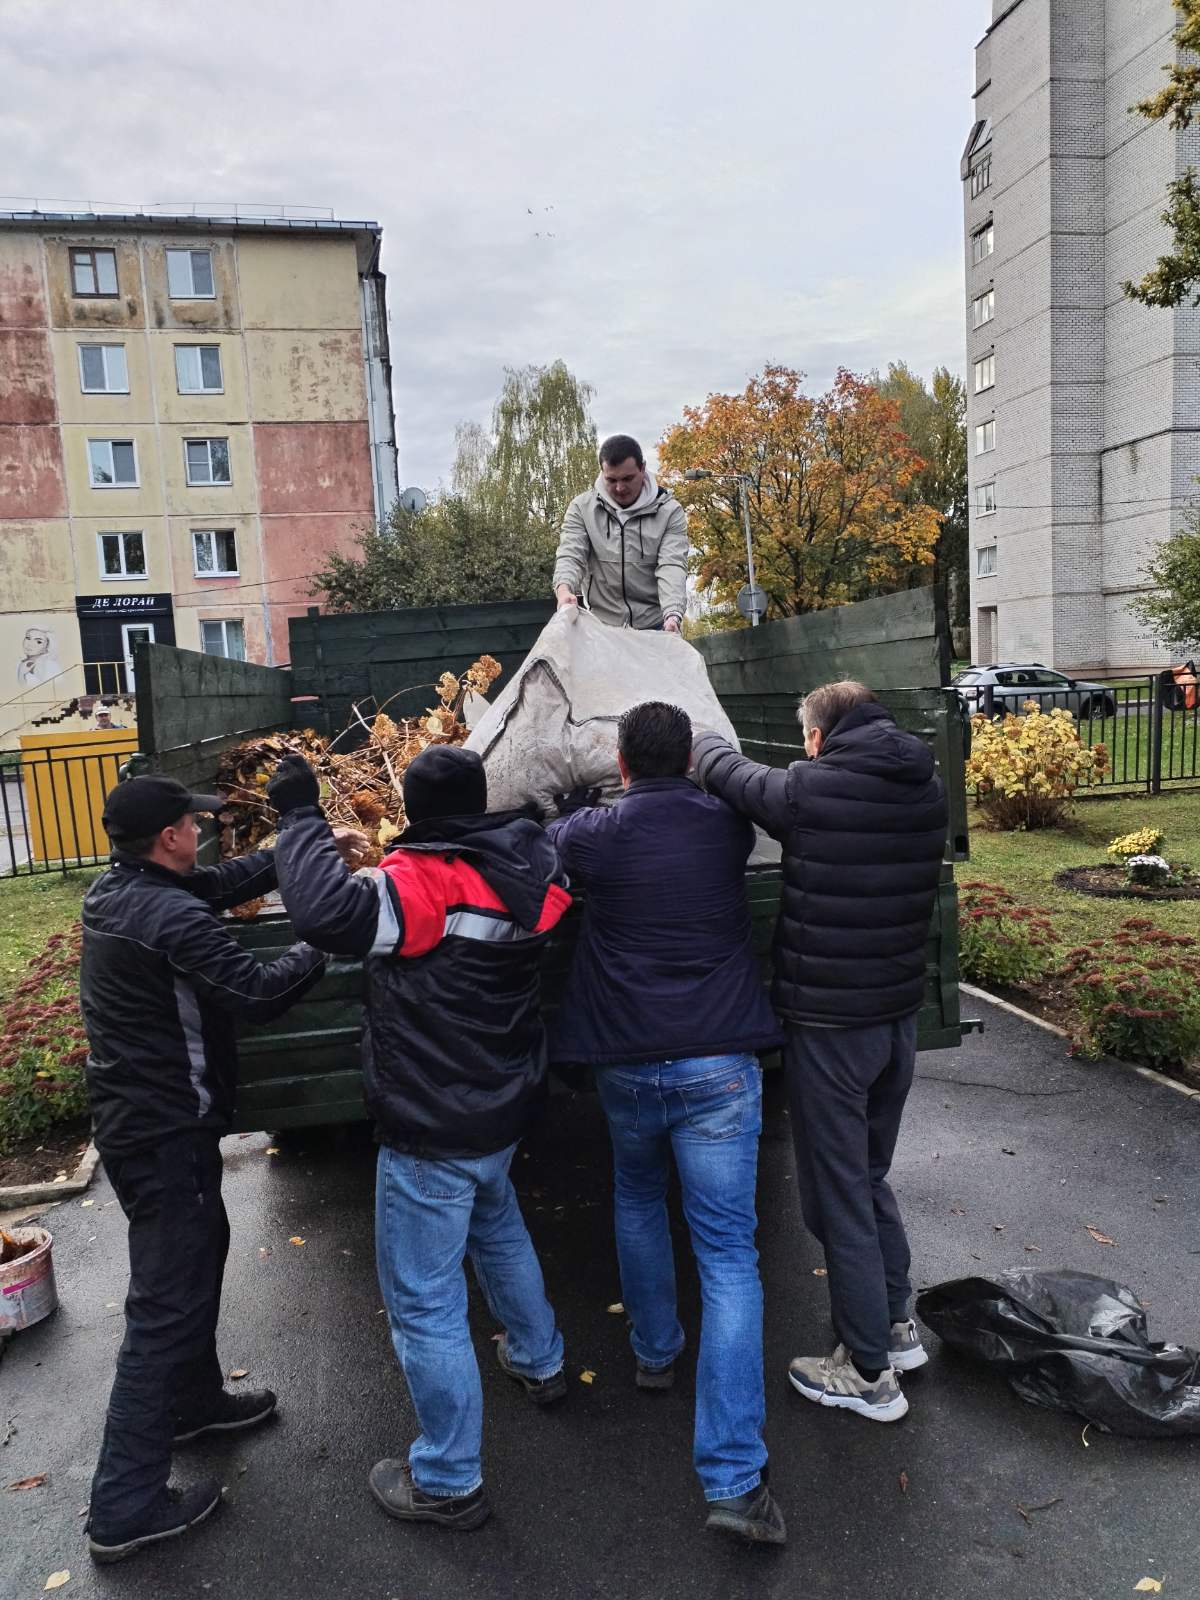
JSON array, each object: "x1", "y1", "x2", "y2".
[
  {"x1": 889, "y1": 1319, "x2": 929, "y2": 1373},
  {"x1": 787, "y1": 1345, "x2": 909, "y2": 1422}
]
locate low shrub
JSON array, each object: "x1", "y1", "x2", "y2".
[
  {"x1": 1063, "y1": 919, "x2": 1200, "y2": 1069},
  {"x1": 1108, "y1": 828, "x2": 1165, "y2": 861},
  {"x1": 966, "y1": 703, "x2": 1109, "y2": 830},
  {"x1": 0, "y1": 923, "x2": 89, "y2": 1155},
  {"x1": 958, "y1": 881, "x2": 1057, "y2": 987}
]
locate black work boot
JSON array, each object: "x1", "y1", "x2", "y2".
[
  {"x1": 705, "y1": 1468, "x2": 787, "y2": 1546},
  {"x1": 368, "y1": 1459, "x2": 491, "y2": 1530},
  {"x1": 636, "y1": 1359, "x2": 675, "y2": 1391},
  {"x1": 88, "y1": 1479, "x2": 223, "y2": 1564},
  {"x1": 495, "y1": 1334, "x2": 567, "y2": 1405},
  {"x1": 174, "y1": 1387, "x2": 278, "y2": 1443}
]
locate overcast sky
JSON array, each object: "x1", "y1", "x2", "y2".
[{"x1": 3, "y1": 0, "x2": 990, "y2": 491}]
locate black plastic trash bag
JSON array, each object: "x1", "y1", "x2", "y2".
[{"x1": 916, "y1": 1269, "x2": 1200, "y2": 1437}]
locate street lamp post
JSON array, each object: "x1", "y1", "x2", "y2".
[{"x1": 684, "y1": 468, "x2": 762, "y2": 626}]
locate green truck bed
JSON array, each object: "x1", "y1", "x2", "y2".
[{"x1": 134, "y1": 587, "x2": 977, "y2": 1134}]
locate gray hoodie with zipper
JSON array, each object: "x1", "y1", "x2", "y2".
[{"x1": 552, "y1": 472, "x2": 688, "y2": 629}]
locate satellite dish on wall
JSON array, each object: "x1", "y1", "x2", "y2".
[{"x1": 399, "y1": 486, "x2": 428, "y2": 514}]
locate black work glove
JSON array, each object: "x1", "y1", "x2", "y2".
[
  {"x1": 554, "y1": 785, "x2": 601, "y2": 817},
  {"x1": 267, "y1": 753, "x2": 321, "y2": 817}
]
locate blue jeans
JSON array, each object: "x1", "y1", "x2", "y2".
[
  {"x1": 375, "y1": 1142, "x2": 563, "y2": 1496},
  {"x1": 595, "y1": 1054, "x2": 767, "y2": 1501}
]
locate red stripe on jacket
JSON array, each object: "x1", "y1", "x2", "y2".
[{"x1": 378, "y1": 852, "x2": 570, "y2": 958}]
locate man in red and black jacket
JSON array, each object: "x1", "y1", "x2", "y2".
[{"x1": 268, "y1": 745, "x2": 571, "y2": 1533}]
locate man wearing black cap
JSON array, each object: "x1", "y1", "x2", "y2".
[
  {"x1": 81, "y1": 776, "x2": 331, "y2": 1562},
  {"x1": 266, "y1": 744, "x2": 571, "y2": 1532}
]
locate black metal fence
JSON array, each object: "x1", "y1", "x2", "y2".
[
  {"x1": 961, "y1": 671, "x2": 1200, "y2": 794},
  {"x1": 0, "y1": 742, "x2": 133, "y2": 878}
]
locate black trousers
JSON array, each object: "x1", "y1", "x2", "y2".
[
  {"x1": 784, "y1": 1016, "x2": 917, "y2": 1371},
  {"x1": 89, "y1": 1131, "x2": 229, "y2": 1530}
]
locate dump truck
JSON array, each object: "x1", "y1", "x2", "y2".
[{"x1": 131, "y1": 589, "x2": 976, "y2": 1132}]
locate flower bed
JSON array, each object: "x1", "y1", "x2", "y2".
[
  {"x1": 1054, "y1": 864, "x2": 1200, "y2": 901},
  {"x1": 0, "y1": 923, "x2": 91, "y2": 1185}
]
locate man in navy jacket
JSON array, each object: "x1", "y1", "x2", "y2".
[
  {"x1": 693, "y1": 680, "x2": 947, "y2": 1426},
  {"x1": 546, "y1": 702, "x2": 785, "y2": 1546}
]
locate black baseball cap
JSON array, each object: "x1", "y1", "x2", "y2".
[{"x1": 102, "y1": 776, "x2": 224, "y2": 845}]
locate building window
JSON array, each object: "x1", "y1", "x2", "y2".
[
  {"x1": 972, "y1": 288, "x2": 995, "y2": 328},
  {"x1": 971, "y1": 222, "x2": 994, "y2": 264},
  {"x1": 976, "y1": 543, "x2": 997, "y2": 576},
  {"x1": 200, "y1": 618, "x2": 245, "y2": 659},
  {"x1": 185, "y1": 437, "x2": 232, "y2": 485},
  {"x1": 970, "y1": 157, "x2": 992, "y2": 197},
  {"x1": 975, "y1": 419, "x2": 996, "y2": 456},
  {"x1": 976, "y1": 482, "x2": 997, "y2": 516},
  {"x1": 193, "y1": 529, "x2": 239, "y2": 576},
  {"x1": 70, "y1": 247, "x2": 118, "y2": 297},
  {"x1": 167, "y1": 248, "x2": 215, "y2": 299},
  {"x1": 99, "y1": 530, "x2": 147, "y2": 579},
  {"x1": 88, "y1": 438, "x2": 138, "y2": 487},
  {"x1": 78, "y1": 343, "x2": 129, "y2": 394},
  {"x1": 973, "y1": 353, "x2": 995, "y2": 393},
  {"x1": 175, "y1": 345, "x2": 224, "y2": 394}
]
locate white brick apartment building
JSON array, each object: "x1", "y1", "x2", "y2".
[{"x1": 964, "y1": 0, "x2": 1200, "y2": 673}]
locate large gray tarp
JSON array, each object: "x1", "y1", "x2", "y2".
[{"x1": 465, "y1": 609, "x2": 740, "y2": 814}]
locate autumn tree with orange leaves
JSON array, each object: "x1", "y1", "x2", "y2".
[{"x1": 658, "y1": 365, "x2": 942, "y2": 620}]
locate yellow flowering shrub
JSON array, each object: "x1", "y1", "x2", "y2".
[
  {"x1": 966, "y1": 702, "x2": 1109, "y2": 830},
  {"x1": 1107, "y1": 828, "x2": 1165, "y2": 861}
]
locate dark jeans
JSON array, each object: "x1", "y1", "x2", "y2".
[
  {"x1": 784, "y1": 1016, "x2": 917, "y2": 1371},
  {"x1": 89, "y1": 1131, "x2": 230, "y2": 1531}
]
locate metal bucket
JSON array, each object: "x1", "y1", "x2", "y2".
[{"x1": 0, "y1": 1226, "x2": 59, "y2": 1333}]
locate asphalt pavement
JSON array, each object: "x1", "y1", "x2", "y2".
[{"x1": 4, "y1": 995, "x2": 1200, "y2": 1600}]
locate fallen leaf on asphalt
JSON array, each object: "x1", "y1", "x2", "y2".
[
  {"x1": 288, "y1": 1236, "x2": 306, "y2": 1246},
  {"x1": 228, "y1": 1369, "x2": 248, "y2": 1381},
  {"x1": 6, "y1": 1473, "x2": 47, "y2": 1490},
  {"x1": 812, "y1": 1267, "x2": 828, "y2": 1277},
  {"x1": 898, "y1": 1471, "x2": 909, "y2": 1494},
  {"x1": 606, "y1": 1302, "x2": 624, "y2": 1314},
  {"x1": 579, "y1": 1370, "x2": 596, "y2": 1385},
  {"x1": 1015, "y1": 1496, "x2": 1061, "y2": 1523},
  {"x1": 80, "y1": 1200, "x2": 94, "y2": 1208},
  {"x1": 257, "y1": 1248, "x2": 271, "y2": 1259},
  {"x1": 44, "y1": 1573, "x2": 69, "y2": 1591},
  {"x1": 1001, "y1": 1147, "x2": 1016, "y2": 1156},
  {"x1": 264, "y1": 1147, "x2": 281, "y2": 1156},
  {"x1": 1086, "y1": 1225, "x2": 1116, "y2": 1246},
  {"x1": 1134, "y1": 1581, "x2": 1163, "y2": 1594},
  {"x1": 993, "y1": 1224, "x2": 1006, "y2": 1233},
  {"x1": 950, "y1": 1206, "x2": 966, "y2": 1216},
  {"x1": 1024, "y1": 1244, "x2": 1043, "y2": 1254}
]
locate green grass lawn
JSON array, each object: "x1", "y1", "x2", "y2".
[
  {"x1": 0, "y1": 871, "x2": 98, "y2": 1003},
  {"x1": 964, "y1": 790, "x2": 1200, "y2": 953}
]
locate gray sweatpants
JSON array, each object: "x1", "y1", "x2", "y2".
[{"x1": 784, "y1": 1015, "x2": 917, "y2": 1371}]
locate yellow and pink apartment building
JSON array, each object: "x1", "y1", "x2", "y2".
[{"x1": 0, "y1": 208, "x2": 397, "y2": 745}]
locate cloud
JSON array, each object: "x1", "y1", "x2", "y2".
[{"x1": 2, "y1": 0, "x2": 990, "y2": 486}]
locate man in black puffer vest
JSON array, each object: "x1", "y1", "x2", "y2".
[
  {"x1": 693, "y1": 680, "x2": 947, "y2": 1425},
  {"x1": 268, "y1": 745, "x2": 571, "y2": 1533}
]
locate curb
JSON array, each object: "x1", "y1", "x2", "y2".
[
  {"x1": 0, "y1": 1140, "x2": 100, "y2": 1210},
  {"x1": 959, "y1": 983, "x2": 1200, "y2": 1103}
]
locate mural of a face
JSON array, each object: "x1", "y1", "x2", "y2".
[{"x1": 17, "y1": 626, "x2": 61, "y2": 688}]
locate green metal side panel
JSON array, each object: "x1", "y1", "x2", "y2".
[
  {"x1": 229, "y1": 864, "x2": 965, "y2": 1133},
  {"x1": 136, "y1": 643, "x2": 293, "y2": 788},
  {"x1": 287, "y1": 601, "x2": 554, "y2": 738}
]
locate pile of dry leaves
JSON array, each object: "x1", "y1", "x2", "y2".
[{"x1": 214, "y1": 656, "x2": 502, "y2": 904}]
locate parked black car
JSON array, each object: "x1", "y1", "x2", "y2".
[{"x1": 953, "y1": 664, "x2": 1118, "y2": 721}]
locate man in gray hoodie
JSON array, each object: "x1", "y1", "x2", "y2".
[{"x1": 553, "y1": 435, "x2": 688, "y2": 631}]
